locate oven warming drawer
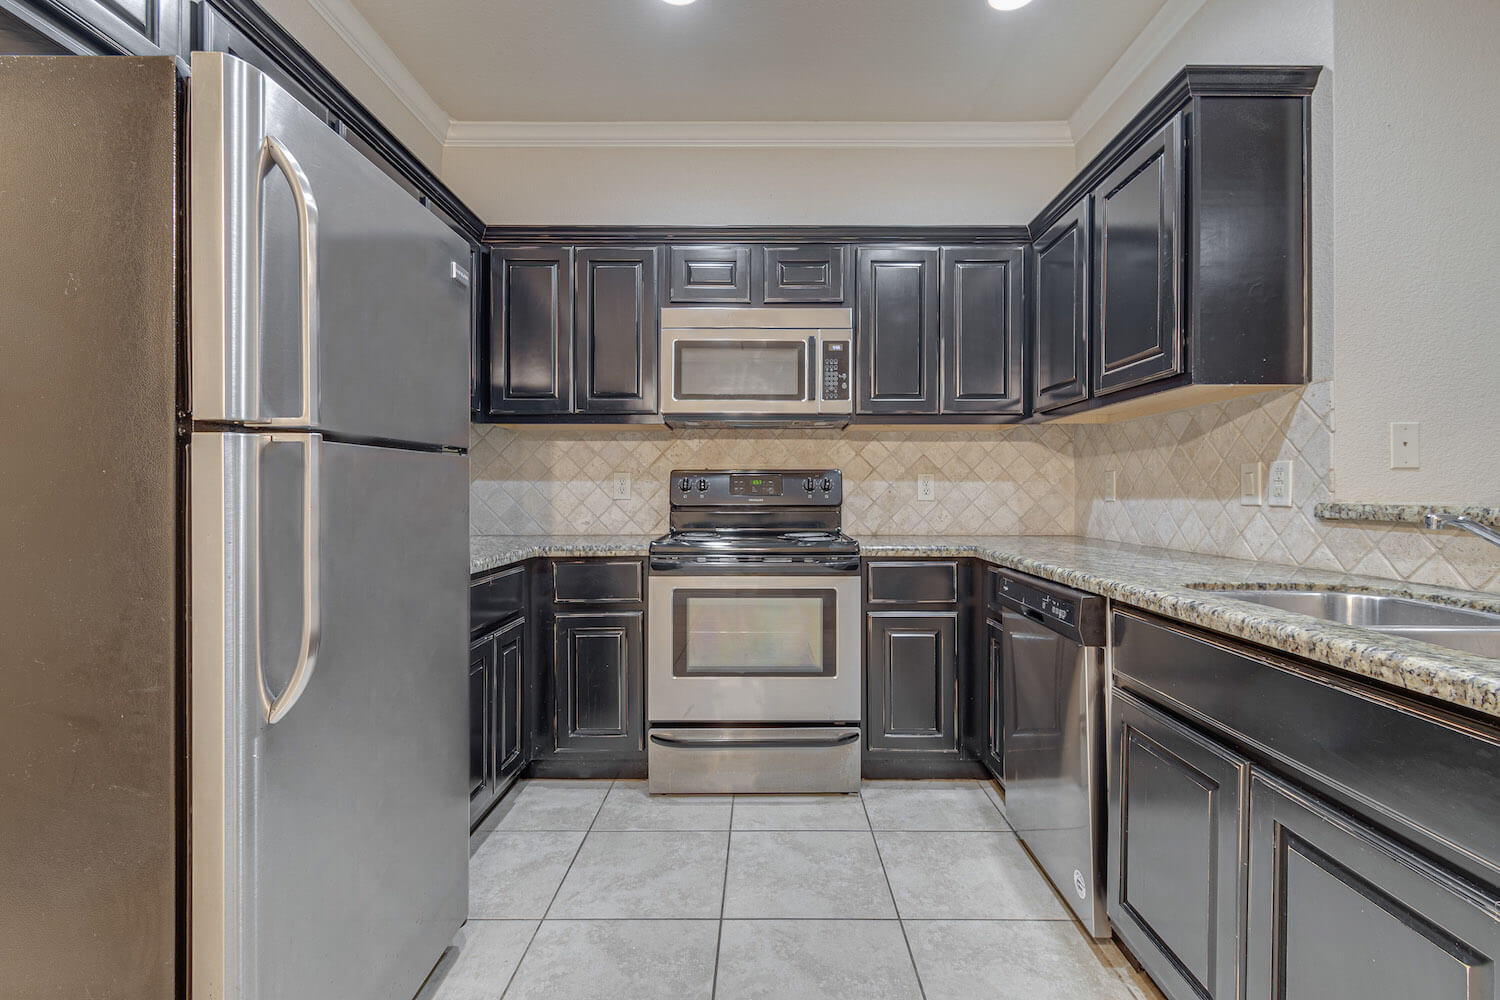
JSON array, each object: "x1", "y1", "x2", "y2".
[{"x1": 648, "y1": 727, "x2": 860, "y2": 794}]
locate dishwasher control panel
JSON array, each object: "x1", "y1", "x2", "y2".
[{"x1": 995, "y1": 571, "x2": 1106, "y2": 645}]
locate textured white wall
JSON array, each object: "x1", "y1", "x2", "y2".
[
  {"x1": 1329, "y1": 0, "x2": 1500, "y2": 503},
  {"x1": 257, "y1": 0, "x2": 444, "y2": 169},
  {"x1": 440, "y1": 145, "x2": 1075, "y2": 226}
]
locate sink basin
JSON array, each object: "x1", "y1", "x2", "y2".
[{"x1": 1197, "y1": 589, "x2": 1500, "y2": 658}]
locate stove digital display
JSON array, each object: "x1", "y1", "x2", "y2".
[{"x1": 729, "y1": 474, "x2": 783, "y2": 497}]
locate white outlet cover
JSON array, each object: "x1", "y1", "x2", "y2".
[
  {"x1": 1240, "y1": 463, "x2": 1262, "y2": 506},
  {"x1": 1267, "y1": 460, "x2": 1293, "y2": 507},
  {"x1": 916, "y1": 474, "x2": 937, "y2": 502},
  {"x1": 612, "y1": 472, "x2": 631, "y2": 501},
  {"x1": 1391, "y1": 422, "x2": 1420, "y2": 469},
  {"x1": 1104, "y1": 470, "x2": 1118, "y2": 503}
]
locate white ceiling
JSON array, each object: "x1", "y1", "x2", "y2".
[{"x1": 345, "y1": 0, "x2": 1171, "y2": 125}]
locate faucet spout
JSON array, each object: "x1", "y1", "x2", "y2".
[{"x1": 1424, "y1": 511, "x2": 1500, "y2": 550}]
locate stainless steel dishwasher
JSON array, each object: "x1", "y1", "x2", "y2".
[{"x1": 997, "y1": 570, "x2": 1110, "y2": 937}]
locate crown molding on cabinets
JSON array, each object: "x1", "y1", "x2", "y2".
[
  {"x1": 443, "y1": 119, "x2": 1075, "y2": 149},
  {"x1": 1068, "y1": 0, "x2": 1209, "y2": 144},
  {"x1": 301, "y1": 0, "x2": 452, "y2": 144}
]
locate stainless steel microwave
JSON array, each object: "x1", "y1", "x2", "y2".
[{"x1": 659, "y1": 307, "x2": 853, "y2": 425}]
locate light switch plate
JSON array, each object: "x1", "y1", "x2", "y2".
[
  {"x1": 612, "y1": 472, "x2": 631, "y2": 501},
  {"x1": 1240, "y1": 463, "x2": 1262, "y2": 506},
  {"x1": 916, "y1": 474, "x2": 937, "y2": 502},
  {"x1": 1391, "y1": 422, "x2": 1420, "y2": 469},
  {"x1": 1267, "y1": 460, "x2": 1293, "y2": 507},
  {"x1": 1104, "y1": 470, "x2": 1118, "y2": 503}
]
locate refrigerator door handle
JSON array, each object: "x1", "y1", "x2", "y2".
[
  {"x1": 257, "y1": 134, "x2": 320, "y2": 428},
  {"x1": 258, "y1": 433, "x2": 322, "y2": 724}
]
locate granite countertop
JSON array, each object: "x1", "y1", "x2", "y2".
[
  {"x1": 471, "y1": 532, "x2": 1500, "y2": 721},
  {"x1": 864, "y1": 535, "x2": 1500, "y2": 720},
  {"x1": 1315, "y1": 501, "x2": 1500, "y2": 529},
  {"x1": 471, "y1": 534, "x2": 655, "y2": 575}
]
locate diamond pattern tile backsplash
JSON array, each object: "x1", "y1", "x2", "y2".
[
  {"x1": 471, "y1": 382, "x2": 1499, "y2": 594},
  {"x1": 469, "y1": 424, "x2": 1077, "y2": 537},
  {"x1": 1074, "y1": 382, "x2": 1500, "y2": 593}
]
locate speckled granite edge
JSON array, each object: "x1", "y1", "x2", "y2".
[
  {"x1": 861, "y1": 536, "x2": 1500, "y2": 721},
  {"x1": 471, "y1": 534, "x2": 654, "y2": 575},
  {"x1": 1315, "y1": 501, "x2": 1500, "y2": 529}
]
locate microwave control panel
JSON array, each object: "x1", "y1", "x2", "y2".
[{"x1": 821, "y1": 340, "x2": 851, "y2": 401}]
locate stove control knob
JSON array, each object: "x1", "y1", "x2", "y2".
[
  {"x1": 697, "y1": 478, "x2": 709, "y2": 493},
  {"x1": 821, "y1": 477, "x2": 833, "y2": 492},
  {"x1": 679, "y1": 477, "x2": 692, "y2": 492},
  {"x1": 803, "y1": 476, "x2": 816, "y2": 492}
]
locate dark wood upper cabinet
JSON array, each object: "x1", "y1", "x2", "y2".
[
  {"x1": 489, "y1": 246, "x2": 572, "y2": 415},
  {"x1": 1094, "y1": 114, "x2": 1183, "y2": 396},
  {"x1": 856, "y1": 246, "x2": 940, "y2": 415},
  {"x1": 762, "y1": 244, "x2": 847, "y2": 303},
  {"x1": 941, "y1": 246, "x2": 1026, "y2": 415},
  {"x1": 668, "y1": 245, "x2": 752, "y2": 304},
  {"x1": 1030, "y1": 200, "x2": 1091, "y2": 414},
  {"x1": 574, "y1": 246, "x2": 659, "y2": 413}
]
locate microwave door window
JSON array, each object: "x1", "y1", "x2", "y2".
[
  {"x1": 674, "y1": 590, "x2": 837, "y2": 676},
  {"x1": 675, "y1": 341, "x2": 806, "y2": 400}
]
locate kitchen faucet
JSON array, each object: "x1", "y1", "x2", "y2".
[{"x1": 1424, "y1": 512, "x2": 1500, "y2": 550}]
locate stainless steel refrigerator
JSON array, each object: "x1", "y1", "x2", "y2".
[{"x1": 0, "y1": 53, "x2": 471, "y2": 1000}]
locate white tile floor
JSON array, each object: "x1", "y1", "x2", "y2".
[{"x1": 421, "y1": 779, "x2": 1164, "y2": 1000}]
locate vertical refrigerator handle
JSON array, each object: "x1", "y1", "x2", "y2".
[
  {"x1": 257, "y1": 134, "x2": 320, "y2": 427},
  {"x1": 257, "y1": 434, "x2": 322, "y2": 725}
]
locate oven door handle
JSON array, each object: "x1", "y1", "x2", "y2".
[{"x1": 649, "y1": 731, "x2": 860, "y2": 750}]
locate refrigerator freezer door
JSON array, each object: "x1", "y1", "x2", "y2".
[
  {"x1": 191, "y1": 432, "x2": 468, "y2": 1000},
  {"x1": 190, "y1": 52, "x2": 470, "y2": 449}
]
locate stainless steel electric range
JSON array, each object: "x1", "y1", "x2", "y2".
[{"x1": 647, "y1": 470, "x2": 862, "y2": 794}]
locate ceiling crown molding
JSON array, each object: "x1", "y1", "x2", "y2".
[
  {"x1": 1068, "y1": 0, "x2": 1208, "y2": 143},
  {"x1": 302, "y1": 0, "x2": 452, "y2": 144},
  {"x1": 443, "y1": 119, "x2": 1075, "y2": 149}
]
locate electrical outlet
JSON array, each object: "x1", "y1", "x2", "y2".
[
  {"x1": 612, "y1": 472, "x2": 631, "y2": 501},
  {"x1": 916, "y1": 474, "x2": 937, "y2": 502},
  {"x1": 1267, "y1": 460, "x2": 1293, "y2": 507},
  {"x1": 1104, "y1": 470, "x2": 1118, "y2": 503},
  {"x1": 1240, "y1": 462, "x2": 1262, "y2": 506},
  {"x1": 1391, "y1": 422, "x2": 1420, "y2": 469}
]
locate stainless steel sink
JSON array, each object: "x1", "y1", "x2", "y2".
[{"x1": 1198, "y1": 589, "x2": 1500, "y2": 658}]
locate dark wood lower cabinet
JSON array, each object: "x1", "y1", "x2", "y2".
[
  {"x1": 1246, "y1": 772, "x2": 1500, "y2": 1000},
  {"x1": 552, "y1": 611, "x2": 644, "y2": 757},
  {"x1": 866, "y1": 611, "x2": 958, "y2": 754},
  {"x1": 470, "y1": 616, "x2": 524, "y2": 825},
  {"x1": 980, "y1": 616, "x2": 1004, "y2": 778},
  {"x1": 1108, "y1": 690, "x2": 1248, "y2": 1000}
]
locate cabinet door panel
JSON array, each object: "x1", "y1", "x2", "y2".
[
  {"x1": 763, "y1": 244, "x2": 846, "y2": 303},
  {"x1": 1109, "y1": 691, "x2": 1247, "y2": 1000},
  {"x1": 553, "y1": 612, "x2": 644, "y2": 755},
  {"x1": 1031, "y1": 201, "x2": 1091, "y2": 413},
  {"x1": 1095, "y1": 115, "x2": 1183, "y2": 396},
  {"x1": 489, "y1": 246, "x2": 572, "y2": 414},
  {"x1": 495, "y1": 618, "x2": 525, "y2": 780},
  {"x1": 575, "y1": 246, "x2": 659, "y2": 413},
  {"x1": 668, "y1": 245, "x2": 752, "y2": 303},
  {"x1": 1247, "y1": 772, "x2": 1500, "y2": 1000},
  {"x1": 866, "y1": 612, "x2": 957, "y2": 753},
  {"x1": 941, "y1": 246, "x2": 1025, "y2": 415},
  {"x1": 856, "y1": 247, "x2": 940, "y2": 414},
  {"x1": 468, "y1": 636, "x2": 493, "y2": 818}
]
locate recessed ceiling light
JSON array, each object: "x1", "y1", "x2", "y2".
[
  {"x1": 988, "y1": 0, "x2": 1033, "y2": 9},
  {"x1": 661, "y1": 0, "x2": 697, "y2": 5}
]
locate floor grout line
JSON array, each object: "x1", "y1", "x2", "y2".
[
  {"x1": 494, "y1": 779, "x2": 614, "y2": 1000},
  {"x1": 861, "y1": 791, "x2": 929, "y2": 1000},
  {"x1": 710, "y1": 796, "x2": 734, "y2": 1000}
]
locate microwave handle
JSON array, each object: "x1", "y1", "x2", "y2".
[{"x1": 808, "y1": 336, "x2": 817, "y2": 401}]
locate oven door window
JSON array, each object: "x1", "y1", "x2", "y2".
[
  {"x1": 674, "y1": 340, "x2": 808, "y2": 401},
  {"x1": 672, "y1": 589, "x2": 837, "y2": 676}
]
